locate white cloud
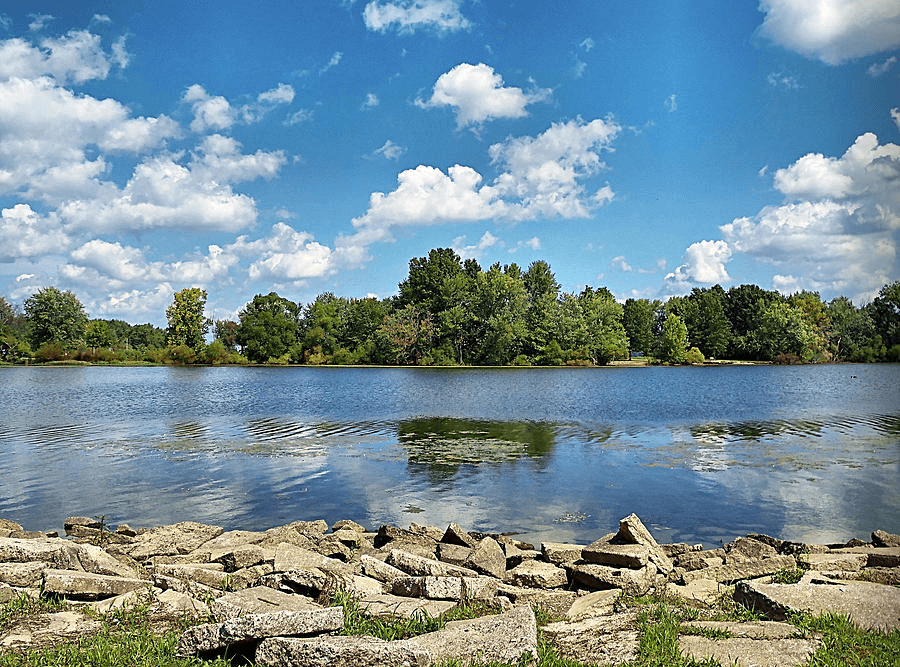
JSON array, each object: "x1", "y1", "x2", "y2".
[
  {"x1": 416, "y1": 63, "x2": 550, "y2": 128},
  {"x1": 757, "y1": 0, "x2": 900, "y2": 65},
  {"x1": 28, "y1": 15, "x2": 53, "y2": 32},
  {"x1": 0, "y1": 204, "x2": 71, "y2": 260},
  {"x1": 611, "y1": 255, "x2": 632, "y2": 272},
  {"x1": 720, "y1": 130, "x2": 900, "y2": 301},
  {"x1": 184, "y1": 84, "x2": 235, "y2": 132},
  {"x1": 257, "y1": 83, "x2": 295, "y2": 104},
  {"x1": 286, "y1": 109, "x2": 314, "y2": 125},
  {"x1": 867, "y1": 56, "x2": 897, "y2": 77},
  {"x1": 512, "y1": 237, "x2": 541, "y2": 253},
  {"x1": 452, "y1": 230, "x2": 501, "y2": 259},
  {"x1": 892, "y1": 108, "x2": 900, "y2": 133},
  {"x1": 231, "y1": 223, "x2": 335, "y2": 281},
  {"x1": 191, "y1": 134, "x2": 286, "y2": 183},
  {"x1": 374, "y1": 139, "x2": 406, "y2": 160},
  {"x1": 767, "y1": 71, "x2": 800, "y2": 90},
  {"x1": 665, "y1": 240, "x2": 732, "y2": 289},
  {"x1": 0, "y1": 30, "x2": 125, "y2": 83},
  {"x1": 664, "y1": 94, "x2": 677, "y2": 112},
  {"x1": 363, "y1": 0, "x2": 471, "y2": 34},
  {"x1": 320, "y1": 51, "x2": 343, "y2": 74},
  {"x1": 579, "y1": 38, "x2": 595, "y2": 52},
  {"x1": 362, "y1": 92, "x2": 380, "y2": 109}
]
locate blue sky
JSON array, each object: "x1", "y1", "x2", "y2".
[{"x1": 1, "y1": 0, "x2": 898, "y2": 326}]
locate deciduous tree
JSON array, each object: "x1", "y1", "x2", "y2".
[
  {"x1": 165, "y1": 288, "x2": 209, "y2": 352},
  {"x1": 24, "y1": 287, "x2": 88, "y2": 351}
]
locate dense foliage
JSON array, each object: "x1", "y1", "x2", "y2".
[{"x1": 1, "y1": 249, "x2": 898, "y2": 366}]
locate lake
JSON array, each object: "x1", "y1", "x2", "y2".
[{"x1": 1, "y1": 364, "x2": 897, "y2": 548}]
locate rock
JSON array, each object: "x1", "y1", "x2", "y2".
[
  {"x1": 386, "y1": 549, "x2": 478, "y2": 578},
  {"x1": 257, "y1": 527, "x2": 316, "y2": 551},
  {"x1": 582, "y1": 542, "x2": 649, "y2": 569},
  {"x1": 64, "y1": 516, "x2": 103, "y2": 532},
  {"x1": 0, "y1": 537, "x2": 82, "y2": 570},
  {"x1": 676, "y1": 551, "x2": 723, "y2": 571},
  {"x1": 571, "y1": 563, "x2": 657, "y2": 596},
  {"x1": 684, "y1": 620, "x2": 799, "y2": 639},
  {"x1": 122, "y1": 522, "x2": 224, "y2": 561},
  {"x1": 506, "y1": 559, "x2": 568, "y2": 589},
  {"x1": 156, "y1": 589, "x2": 211, "y2": 619},
  {"x1": 831, "y1": 546, "x2": 900, "y2": 568},
  {"x1": 661, "y1": 543, "x2": 695, "y2": 557},
  {"x1": 0, "y1": 562, "x2": 46, "y2": 587},
  {"x1": 153, "y1": 574, "x2": 225, "y2": 600},
  {"x1": 725, "y1": 537, "x2": 779, "y2": 563},
  {"x1": 115, "y1": 524, "x2": 138, "y2": 537},
  {"x1": 854, "y1": 567, "x2": 900, "y2": 585},
  {"x1": 74, "y1": 542, "x2": 145, "y2": 578},
  {"x1": 565, "y1": 589, "x2": 621, "y2": 620},
  {"x1": 501, "y1": 542, "x2": 537, "y2": 569},
  {"x1": 436, "y1": 542, "x2": 472, "y2": 566},
  {"x1": 441, "y1": 523, "x2": 476, "y2": 548},
  {"x1": 274, "y1": 543, "x2": 348, "y2": 574},
  {"x1": 153, "y1": 564, "x2": 231, "y2": 590},
  {"x1": 0, "y1": 519, "x2": 24, "y2": 532},
  {"x1": 178, "y1": 606, "x2": 344, "y2": 655},
  {"x1": 665, "y1": 579, "x2": 728, "y2": 607},
  {"x1": 496, "y1": 585, "x2": 577, "y2": 618},
  {"x1": 542, "y1": 610, "x2": 639, "y2": 665},
  {"x1": 409, "y1": 523, "x2": 445, "y2": 542},
  {"x1": 357, "y1": 593, "x2": 456, "y2": 619},
  {"x1": 42, "y1": 569, "x2": 148, "y2": 600},
  {"x1": 211, "y1": 586, "x2": 322, "y2": 618},
  {"x1": 212, "y1": 544, "x2": 271, "y2": 572},
  {"x1": 311, "y1": 535, "x2": 352, "y2": 561},
  {"x1": 464, "y1": 538, "x2": 507, "y2": 580},
  {"x1": 799, "y1": 552, "x2": 868, "y2": 572},
  {"x1": 230, "y1": 563, "x2": 274, "y2": 589},
  {"x1": 613, "y1": 514, "x2": 674, "y2": 575},
  {"x1": 256, "y1": 634, "x2": 432, "y2": 667},
  {"x1": 332, "y1": 519, "x2": 367, "y2": 533},
  {"x1": 331, "y1": 528, "x2": 364, "y2": 547},
  {"x1": 680, "y1": 554, "x2": 797, "y2": 584},
  {"x1": 405, "y1": 604, "x2": 537, "y2": 665},
  {"x1": 359, "y1": 554, "x2": 407, "y2": 584},
  {"x1": 541, "y1": 542, "x2": 585, "y2": 566},
  {"x1": 0, "y1": 611, "x2": 102, "y2": 651},
  {"x1": 734, "y1": 573, "x2": 900, "y2": 631},
  {"x1": 873, "y1": 530, "x2": 900, "y2": 548},
  {"x1": 277, "y1": 569, "x2": 329, "y2": 597},
  {"x1": 678, "y1": 636, "x2": 819, "y2": 667}
]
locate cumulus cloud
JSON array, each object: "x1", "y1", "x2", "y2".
[
  {"x1": 452, "y1": 231, "x2": 501, "y2": 259},
  {"x1": 231, "y1": 223, "x2": 335, "y2": 281},
  {"x1": 362, "y1": 92, "x2": 379, "y2": 109},
  {"x1": 757, "y1": 0, "x2": 900, "y2": 65},
  {"x1": 374, "y1": 139, "x2": 406, "y2": 160},
  {"x1": 417, "y1": 63, "x2": 550, "y2": 129},
  {"x1": 257, "y1": 83, "x2": 295, "y2": 105},
  {"x1": 867, "y1": 56, "x2": 896, "y2": 77},
  {"x1": 665, "y1": 240, "x2": 732, "y2": 289},
  {"x1": 720, "y1": 130, "x2": 900, "y2": 301},
  {"x1": 363, "y1": 0, "x2": 471, "y2": 34},
  {"x1": 0, "y1": 29, "x2": 126, "y2": 83},
  {"x1": 0, "y1": 204, "x2": 71, "y2": 261},
  {"x1": 184, "y1": 84, "x2": 235, "y2": 132}
]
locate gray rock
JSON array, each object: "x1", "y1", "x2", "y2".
[
  {"x1": 0, "y1": 519, "x2": 24, "y2": 533},
  {"x1": 152, "y1": 573, "x2": 225, "y2": 600},
  {"x1": 211, "y1": 586, "x2": 321, "y2": 618},
  {"x1": 178, "y1": 606, "x2": 344, "y2": 654},
  {"x1": 42, "y1": 569, "x2": 149, "y2": 600},
  {"x1": 665, "y1": 579, "x2": 729, "y2": 606},
  {"x1": 565, "y1": 589, "x2": 621, "y2": 620},
  {"x1": 407, "y1": 603, "x2": 537, "y2": 665},
  {"x1": 275, "y1": 543, "x2": 349, "y2": 574},
  {"x1": 357, "y1": 593, "x2": 456, "y2": 619},
  {"x1": 212, "y1": 544, "x2": 272, "y2": 571},
  {"x1": 408, "y1": 523, "x2": 445, "y2": 542},
  {"x1": 122, "y1": 522, "x2": 224, "y2": 561},
  {"x1": 256, "y1": 635, "x2": 431, "y2": 667},
  {"x1": 582, "y1": 542, "x2": 649, "y2": 569},
  {"x1": 464, "y1": 538, "x2": 506, "y2": 580},
  {"x1": 831, "y1": 546, "x2": 900, "y2": 568},
  {"x1": 799, "y1": 552, "x2": 868, "y2": 572},
  {"x1": 734, "y1": 574, "x2": 900, "y2": 631},
  {"x1": 75, "y1": 542, "x2": 145, "y2": 579},
  {"x1": 496, "y1": 585, "x2": 577, "y2": 618},
  {"x1": 613, "y1": 514, "x2": 674, "y2": 575},
  {"x1": 0, "y1": 610, "x2": 102, "y2": 651},
  {"x1": 64, "y1": 516, "x2": 103, "y2": 532},
  {"x1": 873, "y1": 530, "x2": 900, "y2": 548},
  {"x1": 441, "y1": 523, "x2": 476, "y2": 548},
  {"x1": 153, "y1": 564, "x2": 230, "y2": 590},
  {"x1": 540, "y1": 542, "x2": 585, "y2": 566},
  {"x1": 680, "y1": 554, "x2": 797, "y2": 584},
  {"x1": 678, "y1": 636, "x2": 819, "y2": 667},
  {"x1": 436, "y1": 542, "x2": 472, "y2": 567},
  {"x1": 330, "y1": 528, "x2": 364, "y2": 547},
  {"x1": 683, "y1": 620, "x2": 799, "y2": 639},
  {"x1": 0, "y1": 537, "x2": 82, "y2": 570},
  {"x1": 571, "y1": 563, "x2": 657, "y2": 596},
  {"x1": 386, "y1": 549, "x2": 478, "y2": 578},
  {"x1": 359, "y1": 554, "x2": 407, "y2": 584},
  {"x1": 0, "y1": 562, "x2": 46, "y2": 587},
  {"x1": 506, "y1": 559, "x2": 568, "y2": 589},
  {"x1": 332, "y1": 519, "x2": 367, "y2": 533},
  {"x1": 542, "y1": 610, "x2": 639, "y2": 665},
  {"x1": 725, "y1": 537, "x2": 779, "y2": 564}
]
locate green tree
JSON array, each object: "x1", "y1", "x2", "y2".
[
  {"x1": 129, "y1": 323, "x2": 166, "y2": 349},
  {"x1": 236, "y1": 292, "x2": 302, "y2": 363},
  {"x1": 377, "y1": 304, "x2": 435, "y2": 364},
  {"x1": 657, "y1": 312, "x2": 689, "y2": 363},
  {"x1": 470, "y1": 263, "x2": 528, "y2": 364},
  {"x1": 85, "y1": 320, "x2": 113, "y2": 351},
  {"x1": 751, "y1": 300, "x2": 815, "y2": 362},
  {"x1": 689, "y1": 286, "x2": 732, "y2": 359},
  {"x1": 213, "y1": 319, "x2": 240, "y2": 351},
  {"x1": 165, "y1": 288, "x2": 209, "y2": 352},
  {"x1": 24, "y1": 287, "x2": 88, "y2": 351},
  {"x1": 826, "y1": 297, "x2": 878, "y2": 361},
  {"x1": 574, "y1": 286, "x2": 628, "y2": 364},
  {"x1": 725, "y1": 284, "x2": 782, "y2": 359},
  {"x1": 622, "y1": 298, "x2": 658, "y2": 358},
  {"x1": 522, "y1": 260, "x2": 562, "y2": 362},
  {"x1": 867, "y1": 281, "x2": 900, "y2": 355}
]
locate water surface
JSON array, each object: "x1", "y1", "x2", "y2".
[{"x1": 1, "y1": 364, "x2": 897, "y2": 547}]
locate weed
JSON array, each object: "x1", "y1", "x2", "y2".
[
  {"x1": 0, "y1": 594, "x2": 69, "y2": 631},
  {"x1": 770, "y1": 566, "x2": 805, "y2": 584}
]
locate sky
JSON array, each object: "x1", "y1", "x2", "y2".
[{"x1": 1, "y1": 0, "x2": 899, "y2": 327}]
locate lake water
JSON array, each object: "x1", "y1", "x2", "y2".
[{"x1": 1, "y1": 364, "x2": 897, "y2": 548}]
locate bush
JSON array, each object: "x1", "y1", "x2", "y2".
[
  {"x1": 34, "y1": 340, "x2": 68, "y2": 362},
  {"x1": 166, "y1": 344, "x2": 197, "y2": 365},
  {"x1": 774, "y1": 352, "x2": 802, "y2": 365},
  {"x1": 685, "y1": 347, "x2": 705, "y2": 364}
]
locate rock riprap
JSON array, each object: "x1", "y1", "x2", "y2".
[{"x1": 0, "y1": 515, "x2": 897, "y2": 665}]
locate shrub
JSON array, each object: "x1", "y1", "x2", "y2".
[
  {"x1": 34, "y1": 340, "x2": 68, "y2": 362},
  {"x1": 685, "y1": 346, "x2": 705, "y2": 364}
]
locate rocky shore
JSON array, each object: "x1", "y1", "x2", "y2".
[{"x1": 1, "y1": 514, "x2": 899, "y2": 666}]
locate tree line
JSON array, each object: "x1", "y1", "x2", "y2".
[{"x1": 1, "y1": 248, "x2": 898, "y2": 366}]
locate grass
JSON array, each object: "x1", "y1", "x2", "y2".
[{"x1": 2, "y1": 588, "x2": 899, "y2": 666}]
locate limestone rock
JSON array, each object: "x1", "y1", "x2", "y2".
[
  {"x1": 359, "y1": 554, "x2": 407, "y2": 584},
  {"x1": 613, "y1": 514, "x2": 674, "y2": 575},
  {"x1": 542, "y1": 610, "x2": 639, "y2": 665},
  {"x1": 506, "y1": 559, "x2": 568, "y2": 589},
  {"x1": 332, "y1": 519, "x2": 367, "y2": 533},
  {"x1": 0, "y1": 537, "x2": 82, "y2": 570},
  {"x1": 464, "y1": 538, "x2": 506, "y2": 580},
  {"x1": 799, "y1": 552, "x2": 868, "y2": 572},
  {"x1": 441, "y1": 523, "x2": 476, "y2": 548},
  {"x1": 0, "y1": 562, "x2": 46, "y2": 587},
  {"x1": 436, "y1": 542, "x2": 472, "y2": 567},
  {"x1": 386, "y1": 549, "x2": 478, "y2": 578},
  {"x1": 256, "y1": 635, "x2": 431, "y2": 667},
  {"x1": 665, "y1": 579, "x2": 729, "y2": 607},
  {"x1": 684, "y1": 620, "x2": 799, "y2": 639},
  {"x1": 679, "y1": 636, "x2": 818, "y2": 667},
  {"x1": 122, "y1": 522, "x2": 224, "y2": 561},
  {"x1": 873, "y1": 530, "x2": 900, "y2": 548},
  {"x1": 571, "y1": 563, "x2": 657, "y2": 596},
  {"x1": 0, "y1": 519, "x2": 24, "y2": 533},
  {"x1": 274, "y1": 543, "x2": 348, "y2": 574},
  {"x1": 0, "y1": 610, "x2": 102, "y2": 651},
  {"x1": 178, "y1": 607, "x2": 344, "y2": 655},
  {"x1": 42, "y1": 569, "x2": 148, "y2": 600},
  {"x1": 496, "y1": 585, "x2": 577, "y2": 618},
  {"x1": 541, "y1": 542, "x2": 585, "y2": 566},
  {"x1": 211, "y1": 586, "x2": 321, "y2": 618},
  {"x1": 582, "y1": 542, "x2": 649, "y2": 569},
  {"x1": 75, "y1": 542, "x2": 145, "y2": 578},
  {"x1": 725, "y1": 537, "x2": 778, "y2": 564},
  {"x1": 153, "y1": 564, "x2": 230, "y2": 590},
  {"x1": 680, "y1": 554, "x2": 797, "y2": 584},
  {"x1": 357, "y1": 593, "x2": 456, "y2": 619},
  {"x1": 734, "y1": 574, "x2": 900, "y2": 631},
  {"x1": 409, "y1": 523, "x2": 445, "y2": 542},
  {"x1": 565, "y1": 589, "x2": 621, "y2": 621},
  {"x1": 212, "y1": 544, "x2": 271, "y2": 572}
]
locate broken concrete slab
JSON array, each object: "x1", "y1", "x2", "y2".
[
  {"x1": 0, "y1": 611, "x2": 102, "y2": 652},
  {"x1": 613, "y1": 513, "x2": 674, "y2": 575},
  {"x1": 581, "y1": 542, "x2": 649, "y2": 569},
  {"x1": 800, "y1": 552, "x2": 868, "y2": 572},
  {"x1": 680, "y1": 554, "x2": 797, "y2": 584},
  {"x1": 358, "y1": 593, "x2": 456, "y2": 620},
  {"x1": 540, "y1": 542, "x2": 585, "y2": 566},
  {"x1": 0, "y1": 537, "x2": 82, "y2": 570},
  {"x1": 678, "y1": 636, "x2": 819, "y2": 667},
  {"x1": 684, "y1": 620, "x2": 799, "y2": 639},
  {"x1": 565, "y1": 589, "x2": 621, "y2": 621},
  {"x1": 506, "y1": 559, "x2": 568, "y2": 589},
  {"x1": 542, "y1": 610, "x2": 639, "y2": 665},
  {"x1": 255, "y1": 634, "x2": 431, "y2": 667},
  {"x1": 42, "y1": 569, "x2": 149, "y2": 600},
  {"x1": 571, "y1": 563, "x2": 657, "y2": 596},
  {"x1": 386, "y1": 549, "x2": 478, "y2": 578},
  {"x1": 873, "y1": 530, "x2": 900, "y2": 548},
  {"x1": 734, "y1": 574, "x2": 900, "y2": 631},
  {"x1": 211, "y1": 586, "x2": 321, "y2": 618}
]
